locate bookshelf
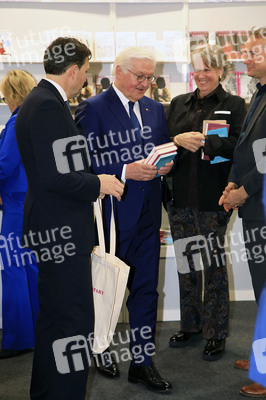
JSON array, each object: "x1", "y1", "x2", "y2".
[{"x1": 0, "y1": 1, "x2": 265, "y2": 101}]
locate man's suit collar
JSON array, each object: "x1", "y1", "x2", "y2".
[
  {"x1": 238, "y1": 91, "x2": 266, "y2": 145},
  {"x1": 38, "y1": 79, "x2": 65, "y2": 105}
]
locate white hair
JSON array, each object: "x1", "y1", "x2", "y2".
[{"x1": 112, "y1": 46, "x2": 156, "y2": 75}]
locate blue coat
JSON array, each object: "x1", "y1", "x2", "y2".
[
  {"x1": 0, "y1": 107, "x2": 28, "y2": 193},
  {"x1": 0, "y1": 107, "x2": 39, "y2": 350}
]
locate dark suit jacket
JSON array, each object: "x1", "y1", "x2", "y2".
[
  {"x1": 75, "y1": 85, "x2": 170, "y2": 230},
  {"x1": 167, "y1": 85, "x2": 247, "y2": 211},
  {"x1": 15, "y1": 79, "x2": 100, "y2": 254},
  {"x1": 229, "y1": 88, "x2": 266, "y2": 221}
]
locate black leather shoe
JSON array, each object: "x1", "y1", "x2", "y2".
[
  {"x1": 169, "y1": 330, "x2": 201, "y2": 348},
  {"x1": 128, "y1": 365, "x2": 172, "y2": 392},
  {"x1": 94, "y1": 350, "x2": 120, "y2": 378},
  {"x1": 0, "y1": 349, "x2": 33, "y2": 359},
  {"x1": 203, "y1": 338, "x2": 225, "y2": 361}
]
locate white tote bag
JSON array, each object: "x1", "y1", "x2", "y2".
[{"x1": 91, "y1": 198, "x2": 130, "y2": 354}]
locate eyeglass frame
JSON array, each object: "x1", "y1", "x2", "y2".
[{"x1": 126, "y1": 69, "x2": 157, "y2": 84}]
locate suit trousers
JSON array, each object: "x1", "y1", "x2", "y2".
[
  {"x1": 30, "y1": 254, "x2": 94, "y2": 400},
  {"x1": 242, "y1": 219, "x2": 266, "y2": 303},
  {"x1": 115, "y1": 199, "x2": 160, "y2": 366},
  {"x1": 167, "y1": 205, "x2": 230, "y2": 340}
]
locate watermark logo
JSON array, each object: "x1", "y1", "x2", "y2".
[
  {"x1": 252, "y1": 338, "x2": 266, "y2": 374},
  {"x1": 253, "y1": 139, "x2": 266, "y2": 174},
  {"x1": 0, "y1": 226, "x2": 76, "y2": 269},
  {"x1": 53, "y1": 335, "x2": 91, "y2": 374},
  {"x1": 174, "y1": 235, "x2": 211, "y2": 274},
  {"x1": 53, "y1": 135, "x2": 90, "y2": 174}
]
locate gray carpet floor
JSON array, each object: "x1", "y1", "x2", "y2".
[{"x1": 0, "y1": 301, "x2": 257, "y2": 400}]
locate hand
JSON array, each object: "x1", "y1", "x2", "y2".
[
  {"x1": 125, "y1": 159, "x2": 158, "y2": 181},
  {"x1": 174, "y1": 132, "x2": 205, "y2": 153},
  {"x1": 219, "y1": 185, "x2": 248, "y2": 212},
  {"x1": 157, "y1": 160, "x2": 174, "y2": 176},
  {"x1": 218, "y1": 182, "x2": 238, "y2": 210},
  {"x1": 97, "y1": 174, "x2": 125, "y2": 201}
]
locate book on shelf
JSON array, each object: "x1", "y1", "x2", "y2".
[
  {"x1": 115, "y1": 32, "x2": 136, "y2": 55},
  {"x1": 94, "y1": 32, "x2": 115, "y2": 61},
  {"x1": 215, "y1": 30, "x2": 239, "y2": 60},
  {"x1": 0, "y1": 32, "x2": 11, "y2": 57},
  {"x1": 221, "y1": 71, "x2": 238, "y2": 96},
  {"x1": 136, "y1": 32, "x2": 157, "y2": 53},
  {"x1": 150, "y1": 75, "x2": 171, "y2": 103},
  {"x1": 201, "y1": 120, "x2": 230, "y2": 164},
  {"x1": 189, "y1": 31, "x2": 209, "y2": 53},
  {"x1": 238, "y1": 72, "x2": 258, "y2": 103},
  {"x1": 233, "y1": 30, "x2": 251, "y2": 56},
  {"x1": 69, "y1": 74, "x2": 94, "y2": 105},
  {"x1": 160, "y1": 230, "x2": 173, "y2": 246},
  {"x1": 188, "y1": 72, "x2": 197, "y2": 93},
  {"x1": 162, "y1": 31, "x2": 183, "y2": 61},
  {"x1": 95, "y1": 75, "x2": 115, "y2": 95},
  {"x1": 145, "y1": 142, "x2": 177, "y2": 177}
]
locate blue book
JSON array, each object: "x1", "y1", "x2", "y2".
[
  {"x1": 154, "y1": 152, "x2": 176, "y2": 177},
  {"x1": 206, "y1": 124, "x2": 230, "y2": 165}
]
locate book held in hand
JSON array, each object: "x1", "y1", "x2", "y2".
[
  {"x1": 201, "y1": 120, "x2": 230, "y2": 164},
  {"x1": 145, "y1": 142, "x2": 177, "y2": 177}
]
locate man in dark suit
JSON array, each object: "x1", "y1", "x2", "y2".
[
  {"x1": 15, "y1": 37, "x2": 124, "y2": 400},
  {"x1": 219, "y1": 26, "x2": 266, "y2": 398},
  {"x1": 75, "y1": 46, "x2": 173, "y2": 392}
]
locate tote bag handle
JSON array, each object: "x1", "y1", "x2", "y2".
[{"x1": 94, "y1": 197, "x2": 116, "y2": 257}]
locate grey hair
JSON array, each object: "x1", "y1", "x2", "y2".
[
  {"x1": 191, "y1": 44, "x2": 231, "y2": 81},
  {"x1": 112, "y1": 46, "x2": 156, "y2": 75}
]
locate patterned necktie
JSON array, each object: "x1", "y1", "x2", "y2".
[
  {"x1": 65, "y1": 100, "x2": 72, "y2": 115},
  {"x1": 128, "y1": 101, "x2": 142, "y2": 146}
]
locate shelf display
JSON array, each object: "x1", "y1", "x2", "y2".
[{"x1": 150, "y1": 75, "x2": 171, "y2": 103}]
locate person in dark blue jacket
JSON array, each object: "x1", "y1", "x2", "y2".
[{"x1": 0, "y1": 69, "x2": 39, "y2": 359}]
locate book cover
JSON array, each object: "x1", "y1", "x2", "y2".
[
  {"x1": 136, "y1": 32, "x2": 157, "y2": 53},
  {"x1": 239, "y1": 72, "x2": 258, "y2": 103},
  {"x1": 206, "y1": 122, "x2": 230, "y2": 165},
  {"x1": 95, "y1": 75, "x2": 114, "y2": 95},
  {"x1": 215, "y1": 31, "x2": 239, "y2": 60},
  {"x1": 160, "y1": 230, "x2": 173, "y2": 245},
  {"x1": 115, "y1": 32, "x2": 136, "y2": 55},
  {"x1": 150, "y1": 75, "x2": 171, "y2": 103},
  {"x1": 221, "y1": 71, "x2": 238, "y2": 96},
  {"x1": 94, "y1": 32, "x2": 115, "y2": 61},
  {"x1": 163, "y1": 31, "x2": 183, "y2": 62},
  {"x1": 189, "y1": 31, "x2": 209, "y2": 53},
  {"x1": 201, "y1": 120, "x2": 227, "y2": 161},
  {"x1": 233, "y1": 30, "x2": 251, "y2": 57},
  {"x1": 154, "y1": 153, "x2": 176, "y2": 170},
  {"x1": 0, "y1": 32, "x2": 11, "y2": 57},
  {"x1": 69, "y1": 74, "x2": 94, "y2": 105},
  {"x1": 145, "y1": 142, "x2": 177, "y2": 165}
]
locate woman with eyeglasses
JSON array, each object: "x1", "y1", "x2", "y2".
[
  {"x1": 165, "y1": 44, "x2": 247, "y2": 361},
  {"x1": 0, "y1": 70, "x2": 39, "y2": 359}
]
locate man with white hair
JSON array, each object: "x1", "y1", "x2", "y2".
[{"x1": 76, "y1": 46, "x2": 173, "y2": 392}]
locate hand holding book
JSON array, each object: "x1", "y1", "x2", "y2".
[
  {"x1": 145, "y1": 142, "x2": 177, "y2": 177},
  {"x1": 201, "y1": 120, "x2": 230, "y2": 164}
]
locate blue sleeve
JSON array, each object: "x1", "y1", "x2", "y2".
[{"x1": 0, "y1": 115, "x2": 21, "y2": 182}]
